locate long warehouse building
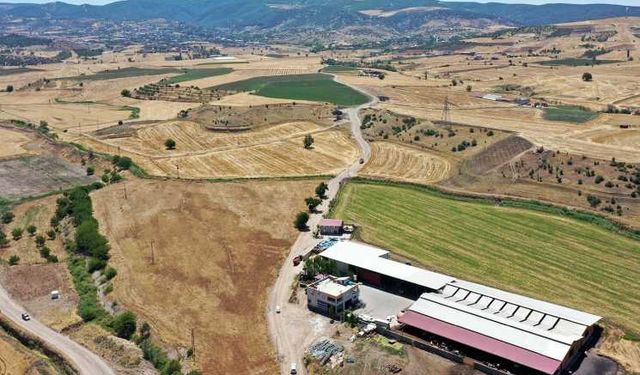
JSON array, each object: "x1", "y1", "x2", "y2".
[{"x1": 320, "y1": 241, "x2": 601, "y2": 375}]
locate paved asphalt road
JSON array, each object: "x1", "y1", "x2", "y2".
[
  {"x1": 267, "y1": 80, "x2": 376, "y2": 375},
  {"x1": 0, "y1": 285, "x2": 115, "y2": 375}
]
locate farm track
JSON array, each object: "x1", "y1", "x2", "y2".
[{"x1": 267, "y1": 76, "x2": 375, "y2": 375}]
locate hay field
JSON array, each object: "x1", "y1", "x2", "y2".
[
  {"x1": 362, "y1": 142, "x2": 452, "y2": 184},
  {"x1": 0, "y1": 128, "x2": 31, "y2": 158},
  {"x1": 92, "y1": 179, "x2": 317, "y2": 375},
  {"x1": 333, "y1": 181, "x2": 640, "y2": 336},
  {"x1": 81, "y1": 120, "x2": 358, "y2": 179}
]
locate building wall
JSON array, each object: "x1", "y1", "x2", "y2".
[{"x1": 307, "y1": 285, "x2": 359, "y2": 317}]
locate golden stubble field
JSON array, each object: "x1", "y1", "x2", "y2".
[
  {"x1": 80, "y1": 119, "x2": 359, "y2": 179},
  {"x1": 92, "y1": 178, "x2": 317, "y2": 375}
]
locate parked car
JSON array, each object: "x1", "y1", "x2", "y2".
[
  {"x1": 21, "y1": 313, "x2": 30, "y2": 321},
  {"x1": 290, "y1": 363, "x2": 297, "y2": 374},
  {"x1": 292, "y1": 255, "x2": 302, "y2": 266},
  {"x1": 275, "y1": 305, "x2": 281, "y2": 314}
]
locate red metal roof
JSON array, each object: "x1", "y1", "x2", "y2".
[
  {"x1": 399, "y1": 310, "x2": 562, "y2": 375},
  {"x1": 319, "y1": 219, "x2": 343, "y2": 227}
]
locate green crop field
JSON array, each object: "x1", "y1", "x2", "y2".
[
  {"x1": 163, "y1": 67, "x2": 233, "y2": 84},
  {"x1": 332, "y1": 180, "x2": 640, "y2": 333},
  {"x1": 0, "y1": 67, "x2": 41, "y2": 77},
  {"x1": 63, "y1": 67, "x2": 182, "y2": 81},
  {"x1": 544, "y1": 105, "x2": 599, "y2": 123},
  {"x1": 537, "y1": 58, "x2": 620, "y2": 66},
  {"x1": 320, "y1": 65, "x2": 358, "y2": 73},
  {"x1": 213, "y1": 73, "x2": 369, "y2": 106}
]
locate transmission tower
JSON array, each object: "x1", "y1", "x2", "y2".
[{"x1": 441, "y1": 96, "x2": 451, "y2": 124}]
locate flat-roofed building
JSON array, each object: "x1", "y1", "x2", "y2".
[
  {"x1": 320, "y1": 241, "x2": 455, "y2": 299},
  {"x1": 307, "y1": 276, "x2": 360, "y2": 318}
]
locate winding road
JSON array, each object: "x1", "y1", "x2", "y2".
[
  {"x1": 0, "y1": 285, "x2": 115, "y2": 375},
  {"x1": 267, "y1": 80, "x2": 376, "y2": 375}
]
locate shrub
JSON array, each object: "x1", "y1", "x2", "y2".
[
  {"x1": 35, "y1": 235, "x2": 46, "y2": 247},
  {"x1": 294, "y1": 212, "x2": 310, "y2": 231},
  {"x1": 68, "y1": 256, "x2": 109, "y2": 322},
  {"x1": 605, "y1": 181, "x2": 614, "y2": 188},
  {"x1": 27, "y1": 225, "x2": 37, "y2": 236},
  {"x1": 303, "y1": 134, "x2": 314, "y2": 149},
  {"x1": 8, "y1": 255, "x2": 19, "y2": 266},
  {"x1": 86, "y1": 166, "x2": 95, "y2": 176},
  {"x1": 111, "y1": 311, "x2": 137, "y2": 340},
  {"x1": 11, "y1": 228, "x2": 23, "y2": 240},
  {"x1": 1, "y1": 212, "x2": 15, "y2": 224},
  {"x1": 582, "y1": 72, "x2": 593, "y2": 81},
  {"x1": 39, "y1": 246, "x2": 51, "y2": 259},
  {"x1": 587, "y1": 194, "x2": 601, "y2": 208},
  {"x1": 46, "y1": 229, "x2": 56, "y2": 240},
  {"x1": 305, "y1": 197, "x2": 322, "y2": 212},
  {"x1": 595, "y1": 175, "x2": 604, "y2": 184},
  {"x1": 315, "y1": 182, "x2": 329, "y2": 199},
  {"x1": 104, "y1": 266, "x2": 118, "y2": 280}
]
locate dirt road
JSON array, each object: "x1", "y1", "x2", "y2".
[
  {"x1": 267, "y1": 81, "x2": 375, "y2": 375},
  {"x1": 0, "y1": 285, "x2": 114, "y2": 375}
]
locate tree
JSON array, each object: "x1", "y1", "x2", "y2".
[
  {"x1": 164, "y1": 139, "x2": 176, "y2": 150},
  {"x1": 27, "y1": 225, "x2": 37, "y2": 236},
  {"x1": 86, "y1": 166, "x2": 95, "y2": 176},
  {"x1": 35, "y1": 235, "x2": 46, "y2": 247},
  {"x1": 47, "y1": 229, "x2": 56, "y2": 240},
  {"x1": 12, "y1": 228, "x2": 23, "y2": 240},
  {"x1": 111, "y1": 311, "x2": 137, "y2": 340},
  {"x1": 293, "y1": 212, "x2": 309, "y2": 231},
  {"x1": 582, "y1": 72, "x2": 593, "y2": 82},
  {"x1": 305, "y1": 197, "x2": 322, "y2": 212},
  {"x1": 0, "y1": 231, "x2": 8, "y2": 247},
  {"x1": 315, "y1": 182, "x2": 329, "y2": 199},
  {"x1": 8, "y1": 255, "x2": 19, "y2": 266},
  {"x1": 1, "y1": 212, "x2": 14, "y2": 224},
  {"x1": 112, "y1": 155, "x2": 132, "y2": 170},
  {"x1": 6, "y1": 85, "x2": 14, "y2": 93},
  {"x1": 104, "y1": 266, "x2": 117, "y2": 280},
  {"x1": 303, "y1": 134, "x2": 314, "y2": 149},
  {"x1": 121, "y1": 89, "x2": 131, "y2": 97}
]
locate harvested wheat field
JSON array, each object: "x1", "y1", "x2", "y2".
[
  {"x1": 362, "y1": 142, "x2": 452, "y2": 184},
  {"x1": 0, "y1": 128, "x2": 32, "y2": 158},
  {"x1": 81, "y1": 121, "x2": 358, "y2": 179},
  {"x1": 92, "y1": 179, "x2": 318, "y2": 375}
]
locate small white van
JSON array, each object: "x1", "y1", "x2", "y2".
[{"x1": 290, "y1": 362, "x2": 297, "y2": 374}]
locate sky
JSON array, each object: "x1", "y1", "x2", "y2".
[{"x1": 0, "y1": 0, "x2": 638, "y2": 5}]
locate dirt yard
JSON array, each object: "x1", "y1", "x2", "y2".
[{"x1": 91, "y1": 178, "x2": 319, "y2": 374}]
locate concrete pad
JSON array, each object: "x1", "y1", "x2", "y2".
[{"x1": 356, "y1": 285, "x2": 414, "y2": 320}]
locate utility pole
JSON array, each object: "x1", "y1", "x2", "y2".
[
  {"x1": 176, "y1": 164, "x2": 180, "y2": 179},
  {"x1": 191, "y1": 328, "x2": 195, "y2": 360},
  {"x1": 150, "y1": 241, "x2": 155, "y2": 265}
]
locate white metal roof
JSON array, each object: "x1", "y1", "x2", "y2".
[
  {"x1": 314, "y1": 278, "x2": 357, "y2": 297},
  {"x1": 320, "y1": 241, "x2": 455, "y2": 290},
  {"x1": 447, "y1": 280, "x2": 601, "y2": 326},
  {"x1": 409, "y1": 294, "x2": 572, "y2": 361}
]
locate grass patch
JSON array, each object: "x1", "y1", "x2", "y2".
[
  {"x1": 623, "y1": 332, "x2": 640, "y2": 341},
  {"x1": 0, "y1": 67, "x2": 41, "y2": 77},
  {"x1": 332, "y1": 179, "x2": 640, "y2": 333},
  {"x1": 121, "y1": 106, "x2": 140, "y2": 119},
  {"x1": 163, "y1": 67, "x2": 232, "y2": 84},
  {"x1": 62, "y1": 67, "x2": 181, "y2": 81},
  {"x1": 537, "y1": 58, "x2": 620, "y2": 66},
  {"x1": 213, "y1": 73, "x2": 369, "y2": 106},
  {"x1": 372, "y1": 335, "x2": 405, "y2": 356},
  {"x1": 543, "y1": 105, "x2": 598, "y2": 123}
]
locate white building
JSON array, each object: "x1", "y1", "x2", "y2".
[{"x1": 307, "y1": 276, "x2": 360, "y2": 318}]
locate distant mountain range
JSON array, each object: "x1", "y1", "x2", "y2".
[{"x1": 1, "y1": 0, "x2": 639, "y2": 40}]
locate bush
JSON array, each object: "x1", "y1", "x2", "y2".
[
  {"x1": 27, "y1": 225, "x2": 37, "y2": 236},
  {"x1": 315, "y1": 182, "x2": 329, "y2": 199},
  {"x1": 35, "y1": 235, "x2": 46, "y2": 247},
  {"x1": 46, "y1": 229, "x2": 56, "y2": 240},
  {"x1": 8, "y1": 255, "x2": 19, "y2": 266},
  {"x1": 104, "y1": 266, "x2": 118, "y2": 280},
  {"x1": 294, "y1": 212, "x2": 310, "y2": 231},
  {"x1": 111, "y1": 311, "x2": 137, "y2": 340},
  {"x1": 303, "y1": 134, "x2": 314, "y2": 149},
  {"x1": 121, "y1": 89, "x2": 131, "y2": 97},
  {"x1": 582, "y1": 72, "x2": 593, "y2": 81},
  {"x1": 1, "y1": 212, "x2": 14, "y2": 224},
  {"x1": 39, "y1": 246, "x2": 51, "y2": 259},
  {"x1": 86, "y1": 166, "x2": 95, "y2": 176},
  {"x1": 11, "y1": 228, "x2": 23, "y2": 240},
  {"x1": 587, "y1": 194, "x2": 601, "y2": 208},
  {"x1": 112, "y1": 155, "x2": 133, "y2": 171},
  {"x1": 75, "y1": 219, "x2": 109, "y2": 260},
  {"x1": 305, "y1": 197, "x2": 322, "y2": 212},
  {"x1": 595, "y1": 175, "x2": 604, "y2": 184},
  {"x1": 68, "y1": 256, "x2": 109, "y2": 322}
]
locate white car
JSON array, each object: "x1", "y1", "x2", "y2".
[
  {"x1": 275, "y1": 305, "x2": 281, "y2": 314},
  {"x1": 21, "y1": 313, "x2": 30, "y2": 321},
  {"x1": 290, "y1": 363, "x2": 297, "y2": 374}
]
